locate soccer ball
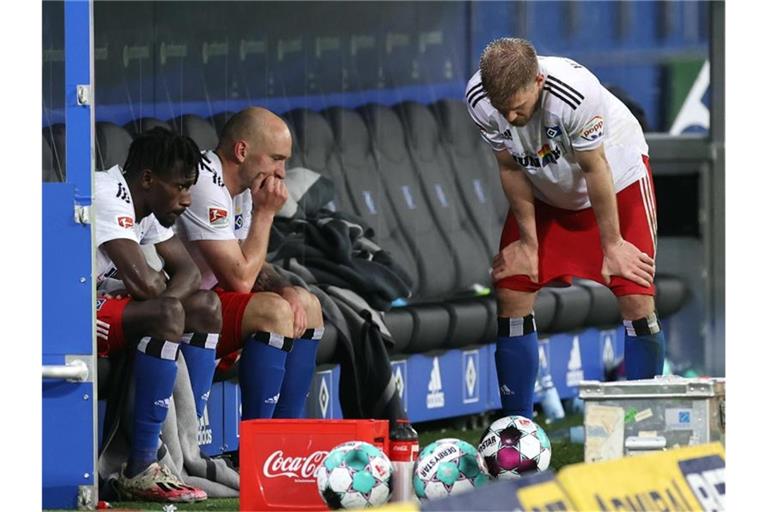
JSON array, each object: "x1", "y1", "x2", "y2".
[
  {"x1": 477, "y1": 415, "x2": 552, "y2": 479},
  {"x1": 412, "y1": 438, "x2": 490, "y2": 501},
  {"x1": 315, "y1": 440, "x2": 393, "y2": 509}
]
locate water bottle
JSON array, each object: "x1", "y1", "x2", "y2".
[
  {"x1": 389, "y1": 420, "x2": 419, "y2": 502},
  {"x1": 540, "y1": 374, "x2": 565, "y2": 423}
]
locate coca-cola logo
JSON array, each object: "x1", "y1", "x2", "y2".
[{"x1": 263, "y1": 450, "x2": 329, "y2": 481}]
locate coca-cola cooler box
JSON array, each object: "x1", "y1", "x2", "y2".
[{"x1": 240, "y1": 419, "x2": 390, "y2": 511}]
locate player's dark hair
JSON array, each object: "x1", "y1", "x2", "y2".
[
  {"x1": 123, "y1": 127, "x2": 201, "y2": 182},
  {"x1": 480, "y1": 38, "x2": 539, "y2": 113}
]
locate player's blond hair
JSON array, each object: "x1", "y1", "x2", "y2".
[{"x1": 479, "y1": 38, "x2": 539, "y2": 112}]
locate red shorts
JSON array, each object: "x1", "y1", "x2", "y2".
[
  {"x1": 497, "y1": 156, "x2": 657, "y2": 297},
  {"x1": 214, "y1": 288, "x2": 253, "y2": 359},
  {"x1": 96, "y1": 296, "x2": 132, "y2": 357}
]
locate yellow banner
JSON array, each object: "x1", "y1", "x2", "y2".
[
  {"x1": 556, "y1": 443, "x2": 725, "y2": 511},
  {"x1": 517, "y1": 478, "x2": 576, "y2": 511}
]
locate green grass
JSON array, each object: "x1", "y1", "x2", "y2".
[{"x1": 50, "y1": 413, "x2": 585, "y2": 511}]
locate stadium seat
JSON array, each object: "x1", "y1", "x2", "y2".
[
  {"x1": 322, "y1": 107, "x2": 420, "y2": 292},
  {"x1": 42, "y1": 135, "x2": 59, "y2": 183},
  {"x1": 394, "y1": 101, "x2": 493, "y2": 294},
  {"x1": 95, "y1": 122, "x2": 133, "y2": 171},
  {"x1": 533, "y1": 289, "x2": 557, "y2": 334},
  {"x1": 655, "y1": 274, "x2": 689, "y2": 318},
  {"x1": 170, "y1": 114, "x2": 219, "y2": 150},
  {"x1": 283, "y1": 108, "x2": 354, "y2": 213},
  {"x1": 383, "y1": 308, "x2": 415, "y2": 355},
  {"x1": 358, "y1": 104, "x2": 458, "y2": 301},
  {"x1": 315, "y1": 321, "x2": 338, "y2": 365},
  {"x1": 282, "y1": 116, "x2": 306, "y2": 170},
  {"x1": 547, "y1": 286, "x2": 592, "y2": 333},
  {"x1": 124, "y1": 117, "x2": 173, "y2": 137},
  {"x1": 431, "y1": 99, "x2": 508, "y2": 259},
  {"x1": 43, "y1": 123, "x2": 66, "y2": 182},
  {"x1": 208, "y1": 111, "x2": 236, "y2": 137},
  {"x1": 575, "y1": 278, "x2": 622, "y2": 328}
]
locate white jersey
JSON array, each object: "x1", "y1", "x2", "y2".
[
  {"x1": 175, "y1": 150, "x2": 252, "y2": 289},
  {"x1": 466, "y1": 56, "x2": 648, "y2": 210},
  {"x1": 94, "y1": 165, "x2": 174, "y2": 287}
]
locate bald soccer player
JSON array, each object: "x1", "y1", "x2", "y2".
[{"x1": 176, "y1": 107, "x2": 324, "y2": 419}]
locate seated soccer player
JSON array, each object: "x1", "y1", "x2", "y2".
[
  {"x1": 176, "y1": 107, "x2": 324, "y2": 420},
  {"x1": 95, "y1": 127, "x2": 222, "y2": 502}
]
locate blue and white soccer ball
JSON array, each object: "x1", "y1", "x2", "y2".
[
  {"x1": 477, "y1": 415, "x2": 552, "y2": 479},
  {"x1": 412, "y1": 438, "x2": 490, "y2": 501},
  {"x1": 314, "y1": 440, "x2": 393, "y2": 509}
]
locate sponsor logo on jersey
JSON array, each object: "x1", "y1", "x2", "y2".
[
  {"x1": 501, "y1": 129, "x2": 514, "y2": 140},
  {"x1": 116, "y1": 182, "x2": 131, "y2": 203},
  {"x1": 512, "y1": 143, "x2": 563, "y2": 169},
  {"x1": 116, "y1": 215, "x2": 134, "y2": 228},
  {"x1": 426, "y1": 357, "x2": 445, "y2": 409},
  {"x1": 545, "y1": 125, "x2": 563, "y2": 139},
  {"x1": 208, "y1": 207, "x2": 229, "y2": 226},
  {"x1": 580, "y1": 115, "x2": 604, "y2": 141},
  {"x1": 96, "y1": 298, "x2": 107, "y2": 311}
]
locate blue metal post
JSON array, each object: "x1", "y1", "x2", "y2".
[{"x1": 42, "y1": 0, "x2": 96, "y2": 508}]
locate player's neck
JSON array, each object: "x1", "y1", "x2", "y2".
[
  {"x1": 214, "y1": 148, "x2": 243, "y2": 198},
  {"x1": 126, "y1": 179, "x2": 151, "y2": 222}
]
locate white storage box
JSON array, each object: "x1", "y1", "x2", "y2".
[{"x1": 579, "y1": 376, "x2": 725, "y2": 462}]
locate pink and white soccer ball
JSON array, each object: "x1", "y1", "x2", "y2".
[{"x1": 477, "y1": 415, "x2": 552, "y2": 479}]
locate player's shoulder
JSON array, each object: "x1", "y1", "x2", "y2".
[
  {"x1": 540, "y1": 56, "x2": 602, "y2": 113},
  {"x1": 195, "y1": 150, "x2": 226, "y2": 193},
  {"x1": 95, "y1": 165, "x2": 132, "y2": 206}
]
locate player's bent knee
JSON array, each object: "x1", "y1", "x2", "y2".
[
  {"x1": 618, "y1": 294, "x2": 655, "y2": 321},
  {"x1": 297, "y1": 288, "x2": 323, "y2": 326},
  {"x1": 149, "y1": 297, "x2": 186, "y2": 340},
  {"x1": 496, "y1": 288, "x2": 538, "y2": 318},
  {"x1": 183, "y1": 290, "x2": 222, "y2": 332},
  {"x1": 243, "y1": 292, "x2": 294, "y2": 336}
]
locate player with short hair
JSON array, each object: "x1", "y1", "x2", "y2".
[
  {"x1": 466, "y1": 38, "x2": 664, "y2": 419},
  {"x1": 176, "y1": 106, "x2": 324, "y2": 420},
  {"x1": 95, "y1": 127, "x2": 221, "y2": 503}
]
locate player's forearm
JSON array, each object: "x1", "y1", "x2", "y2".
[
  {"x1": 161, "y1": 267, "x2": 201, "y2": 300},
  {"x1": 582, "y1": 159, "x2": 622, "y2": 249},
  {"x1": 254, "y1": 263, "x2": 291, "y2": 293},
  {"x1": 500, "y1": 167, "x2": 538, "y2": 246},
  {"x1": 228, "y1": 210, "x2": 274, "y2": 291}
]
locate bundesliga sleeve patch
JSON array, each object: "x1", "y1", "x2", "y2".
[
  {"x1": 208, "y1": 207, "x2": 229, "y2": 226},
  {"x1": 580, "y1": 115, "x2": 604, "y2": 142},
  {"x1": 116, "y1": 216, "x2": 134, "y2": 228}
]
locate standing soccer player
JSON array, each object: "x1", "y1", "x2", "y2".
[
  {"x1": 176, "y1": 107, "x2": 324, "y2": 420},
  {"x1": 95, "y1": 128, "x2": 221, "y2": 502},
  {"x1": 466, "y1": 38, "x2": 664, "y2": 419}
]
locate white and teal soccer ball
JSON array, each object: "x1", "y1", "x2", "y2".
[
  {"x1": 477, "y1": 415, "x2": 552, "y2": 479},
  {"x1": 315, "y1": 441, "x2": 393, "y2": 509},
  {"x1": 412, "y1": 438, "x2": 490, "y2": 501}
]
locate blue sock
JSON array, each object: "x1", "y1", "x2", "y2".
[
  {"x1": 179, "y1": 333, "x2": 219, "y2": 418},
  {"x1": 128, "y1": 337, "x2": 179, "y2": 477},
  {"x1": 273, "y1": 327, "x2": 323, "y2": 418},
  {"x1": 495, "y1": 315, "x2": 539, "y2": 419},
  {"x1": 239, "y1": 331, "x2": 293, "y2": 419},
  {"x1": 624, "y1": 314, "x2": 666, "y2": 379}
]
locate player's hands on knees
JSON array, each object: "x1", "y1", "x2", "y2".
[
  {"x1": 280, "y1": 287, "x2": 308, "y2": 338},
  {"x1": 492, "y1": 240, "x2": 539, "y2": 283},
  {"x1": 601, "y1": 239, "x2": 655, "y2": 288},
  {"x1": 251, "y1": 172, "x2": 289, "y2": 216}
]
